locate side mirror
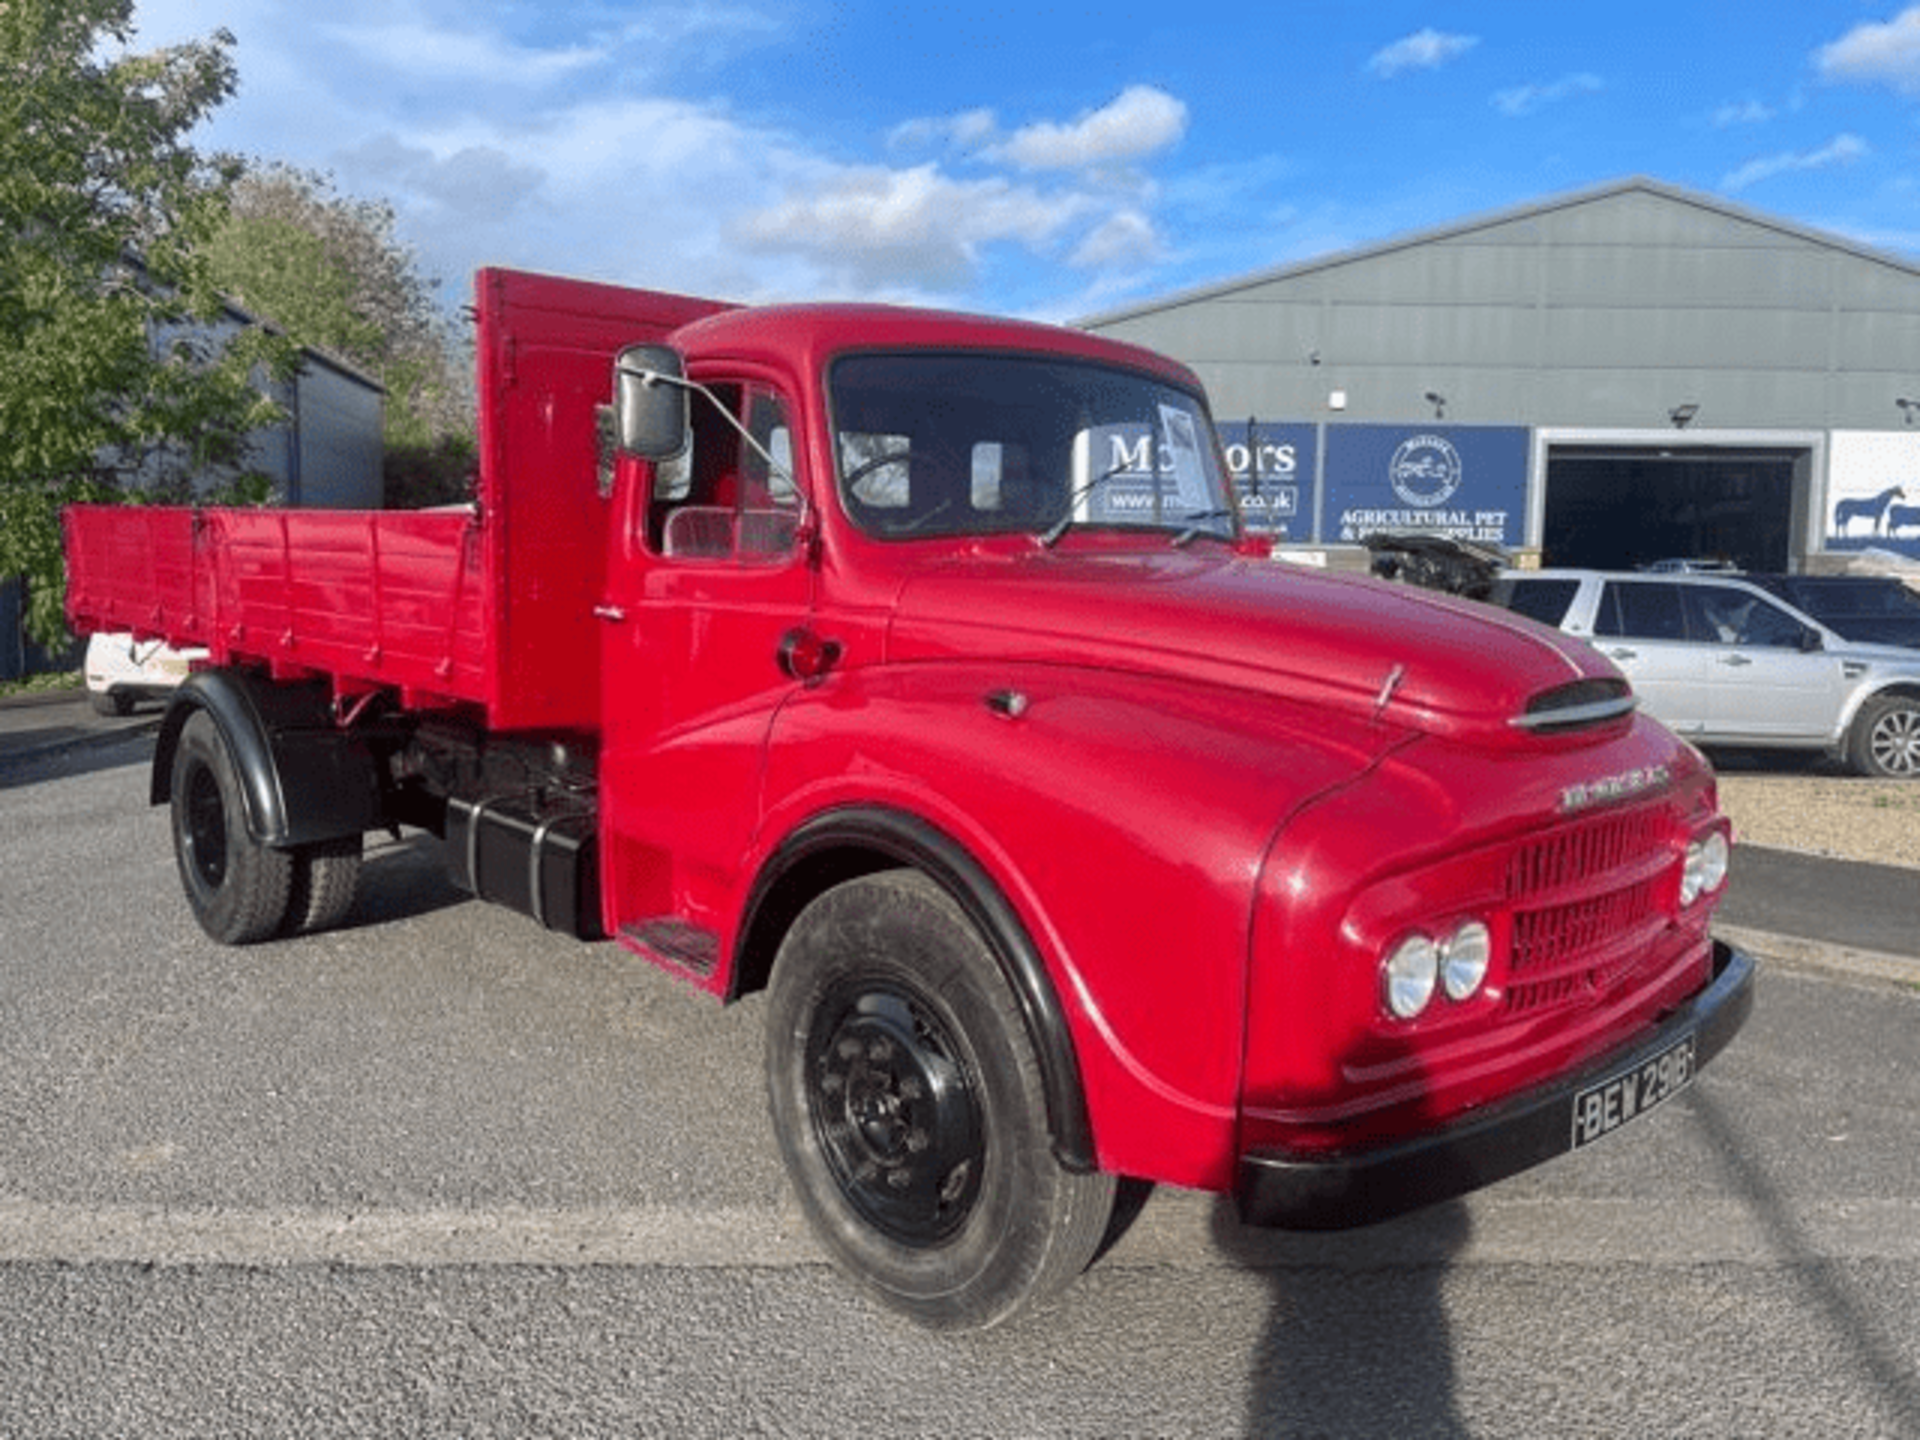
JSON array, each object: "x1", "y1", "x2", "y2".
[
  {"x1": 613, "y1": 345, "x2": 688, "y2": 459},
  {"x1": 1800, "y1": 628, "x2": 1825, "y2": 653}
]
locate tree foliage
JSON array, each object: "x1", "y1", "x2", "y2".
[
  {"x1": 205, "y1": 163, "x2": 475, "y2": 504},
  {"x1": 0, "y1": 0, "x2": 293, "y2": 645}
]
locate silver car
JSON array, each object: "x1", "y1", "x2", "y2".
[{"x1": 1486, "y1": 570, "x2": 1920, "y2": 778}]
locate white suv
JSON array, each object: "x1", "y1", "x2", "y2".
[{"x1": 1486, "y1": 570, "x2": 1920, "y2": 778}]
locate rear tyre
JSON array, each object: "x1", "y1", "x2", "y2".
[
  {"x1": 282, "y1": 835, "x2": 363, "y2": 936},
  {"x1": 170, "y1": 710, "x2": 292, "y2": 944},
  {"x1": 1847, "y1": 694, "x2": 1920, "y2": 778},
  {"x1": 764, "y1": 870, "x2": 1115, "y2": 1331},
  {"x1": 90, "y1": 689, "x2": 131, "y2": 717}
]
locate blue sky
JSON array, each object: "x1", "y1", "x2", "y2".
[{"x1": 124, "y1": 2, "x2": 1920, "y2": 322}]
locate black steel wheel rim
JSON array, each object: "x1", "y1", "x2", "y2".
[
  {"x1": 805, "y1": 978, "x2": 985, "y2": 1246},
  {"x1": 183, "y1": 759, "x2": 228, "y2": 890}
]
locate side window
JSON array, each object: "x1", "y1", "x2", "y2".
[
  {"x1": 1488, "y1": 578, "x2": 1579, "y2": 627},
  {"x1": 1687, "y1": 586, "x2": 1807, "y2": 647},
  {"x1": 651, "y1": 382, "x2": 803, "y2": 565},
  {"x1": 1596, "y1": 582, "x2": 1684, "y2": 640}
]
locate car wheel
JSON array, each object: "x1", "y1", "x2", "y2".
[
  {"x1": 170, "y1": 711, "x2": 292, "y2": 944},
  {"x1": 764, "y1": 870, "x2": 1115, "y2": 1331},
  {"x1": 1848, "y1": 694, "x2": 1920, "y2": 779},
  {"x1": 282, "y1": 835, "x2": 364, "y2": 936},
  {"x1": 89, "y1": 689, "x2": 131, "y2": 717}
]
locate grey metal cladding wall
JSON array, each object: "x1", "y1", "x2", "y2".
[{"x1": 1084, "y1": 180, "x2": 1920, "y2": 433}]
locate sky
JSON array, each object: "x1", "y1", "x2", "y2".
[{"x1": 118, "y1": 1, "x2": 1920, "y2": 323}]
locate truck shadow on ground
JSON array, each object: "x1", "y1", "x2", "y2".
[
  {"x1": 1691, "y1": 1089, "x2": 1920, "y2": 1426},
  {"x1": 335, "y1": 832, "x2": 473, "y2": 930},
  {"x1": 1209, "y1": 1197, "x2": 1472, "y2": 1438}
]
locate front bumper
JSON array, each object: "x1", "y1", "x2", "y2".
[{"x1": 1235, "y1": 939, "x2": 1756, "y2": 1229}]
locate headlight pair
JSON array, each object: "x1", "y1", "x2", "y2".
[{"x1": 1382, "y1": 920, "x2": 1492, "y2": 1021}]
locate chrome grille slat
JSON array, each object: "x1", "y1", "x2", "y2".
[{"x1": 1502, "y1": 808, "x2": 1674, "y2": 1016}]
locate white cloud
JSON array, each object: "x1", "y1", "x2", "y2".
[
  {"x1": 1492, "y1": 73, "x2": 1603, "y2": 117},
  {"x1": 1816, "y1": 7, "x2": 1920, "y2": 94},
  {"x1": 116, "y1": 2, "x2": 1198, "y2": 310},
  {"x1": 887, "y1": 108, "x2": 998, "y2": 155},
  {"x1": 741, "y1": 164, "x2": 1093, "y2": 290},
  {"x1": 990, "y1": 85, "x2": 1188, "y2": 172},
  {"x1": 1367, "y1": 29, "x2": 1478, "y2": 78},
  {"x1": 319, "y1": 20, "x2": 602, "y2": 84},
  {"x1": 1722, "y1": 133, "x2": 1869, "y2": 191},
  {"x1": 1070, "y1": 210, "x2": 1167, "y2": 270},
  {"x1": 1712, "y1": 99, "x2": 1775, "y2": 127}
]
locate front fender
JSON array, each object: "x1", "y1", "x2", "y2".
[
  {"x1": 747, "y1": 804, "x2": 1098, "y2": 1173},
  {"x1": 752, "y1": 660, "x2": 1395, "y2": 1190}
]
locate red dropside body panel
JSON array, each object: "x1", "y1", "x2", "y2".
[{"x1": 64, "y1": 269, "x2": 729, "y2": 730}]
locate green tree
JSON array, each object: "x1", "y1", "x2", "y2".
[
  {"x1": 0, "y1": 0, "x2": 291, "y2": 646},
  {"x1": 205, "y1": 164, "x2": 475, "y2": 506}
]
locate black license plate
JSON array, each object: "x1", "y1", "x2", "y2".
[{"x1": 1570, "y1": 1032, "x2": 1696, "y2": 1149}]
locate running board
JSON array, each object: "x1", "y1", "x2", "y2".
[{"x1": 618, "y1": 918, "x2": 720, "y2": 976}]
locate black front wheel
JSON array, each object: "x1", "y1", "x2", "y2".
[
  {"x1": 170, "y1": 711, "x2": 292, "y2": 944},
  {"x1": 765, "y1": 870, "x2": 1115, "y2": 1330}
]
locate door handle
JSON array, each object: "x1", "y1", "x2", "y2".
[
  {"x1": 1604, "y1": 646, "x2": 1637, "y2": 661},
  {"x1": 593, "y1": 604, "x2": 627, "y2": 623},
  {"x1": 1720, "y1": 653, "x2": 1753, "y2": 667},
  {"x1": 778, "y1": 627, "x2": 842, "y2": 683}
]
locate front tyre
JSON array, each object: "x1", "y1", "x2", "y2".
[
  {"x1": 1848, "y1": 694, "x2": 1920, "y2": 778},
  {"x1": 765, "y1": 870, "x2": 1115, "y2": 1331},
  {"x1": 170, "y1": 710, "x2": 292, "y2": 944}
]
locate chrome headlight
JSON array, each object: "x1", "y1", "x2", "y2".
[
  {"x1": 1680, "y1": 831, "x2": 1730, "y2": 907},
  {"x1": 1440, "y1": 921, "x2": 1492, "y2": 1002},
  {"x1": 1383, "y1": 934, "x2": 1439, "y2": 1019}
]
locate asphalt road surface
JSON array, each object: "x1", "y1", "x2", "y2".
[{"x1": 2, "y1": 732, "x2": 1918, "y2": 1438}]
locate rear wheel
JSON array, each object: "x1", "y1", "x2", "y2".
[
  {"x1": 1847, "y1": 694, "x2": 1920, "y2": 778},
  {"x1": 282, "y1": 835, "x2": 363, "y2": 936},
  {"x1": 170, "y1": 711, "x2": 292, "y2": 944},
  {"x1": 764, "y1": 870, "x2": 1114, "y2": 1330},
  {"x1": 90, "y1": 689, "x2": 131, "y2": 717}
]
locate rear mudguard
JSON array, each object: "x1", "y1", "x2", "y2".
[{"x1": 152, "y1": 669, "x2": 384, "y2": 847}]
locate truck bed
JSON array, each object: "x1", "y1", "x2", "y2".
[
  {"x1": 65, "y1": 502, "x2": 493, "y2": 712},
  {"x1": 64, "y1": 268, "x2": 731, "y2": 730}
]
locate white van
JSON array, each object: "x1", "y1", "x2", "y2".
[{"x1": 83, "y1": 632, "x2": 206, "y2": 716}]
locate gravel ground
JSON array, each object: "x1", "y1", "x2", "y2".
[{"x1": 1715, "y1": 766, "x2": 1920, "y2": 870}]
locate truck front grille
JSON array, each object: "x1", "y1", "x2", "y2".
[{"x1": 1501, "y1": 808, "x2": 1675, "y2": 1016}]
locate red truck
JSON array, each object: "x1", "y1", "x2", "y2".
[{"x1": 65, "y1": 268, "x2": 1754, "y2": 1329}]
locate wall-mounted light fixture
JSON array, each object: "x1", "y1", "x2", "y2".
[
  {"x1": 1897, "y1": 397, "x2": 1920, "y2": 425},
  {"x1": 1423, "y1": 390, "x2": 1447, "y2": 420},
  {"x1": 1668, "y1": 403, "x2": 1699, "y2": 429}
]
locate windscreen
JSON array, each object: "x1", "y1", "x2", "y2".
[{"x1": 829, "y1": 352, "x2": 1234, "y2": 543}]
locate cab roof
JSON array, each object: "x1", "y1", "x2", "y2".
[{"x1": 668, "y1": 302, "x2": 1207, "y2": 395}]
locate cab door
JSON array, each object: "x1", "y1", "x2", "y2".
[{"x1": 596, "y1": 374, "x2": 816, "y2": 978}]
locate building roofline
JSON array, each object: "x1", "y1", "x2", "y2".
[{"x1": 1077, "y1": 176, "x2": 1920, "y2": 328}]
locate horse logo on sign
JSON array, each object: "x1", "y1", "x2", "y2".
[{"x1": 1389, "y1": 434, "x2": 1463, "y2": 508}]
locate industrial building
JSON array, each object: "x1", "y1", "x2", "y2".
[{"x1": 1082, "y1": 176, "x2": 1920, "y2": 574}]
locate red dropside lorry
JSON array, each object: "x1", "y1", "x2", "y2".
[{"x1": 65, "y1": 268, "x2": 1754, "y2": 1329}]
